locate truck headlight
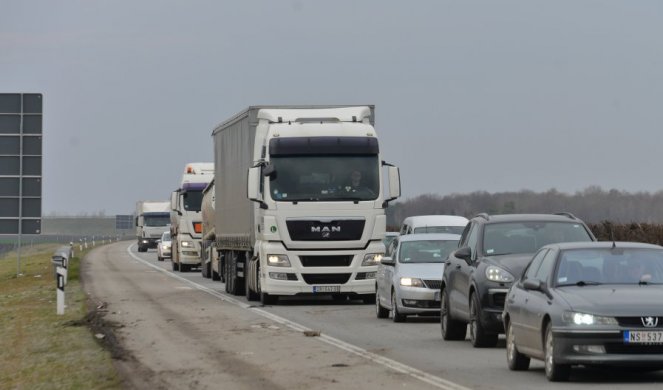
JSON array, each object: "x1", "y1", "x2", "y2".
[
  {"x1": 267, "y1": 254, "x2": 291, "y2": 267},
  {"x1": 562, "y1": 311, "x2": 617, "y2": 326},
  {"x1": 181, "y1": 241, "x2": 194, "y2": 248},
  {"x1": 362, "y1": 253, "x2": 383, "y2": 266},
  {"x1": 485, "y1": 266, "x2": 514, "y2": 283},
  {"x1": 400, "y1": 277, "x2": 425, "y2": 287}
]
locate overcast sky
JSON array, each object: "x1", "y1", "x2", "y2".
[{"x1": 2, "y1": 1, "x2": 663, "y2": 215}]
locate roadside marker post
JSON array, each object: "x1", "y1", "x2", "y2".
[{"x1": 56, "y1": 267, "x2": 65, "y2": 315}]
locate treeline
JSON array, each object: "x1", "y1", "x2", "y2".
[{"x1": 387, "y1": 186, "x2": 663, "y2": 227}]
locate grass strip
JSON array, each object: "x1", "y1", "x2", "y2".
[{"x1": 0, "y1": 244, "x2": 121, "y2": 390}]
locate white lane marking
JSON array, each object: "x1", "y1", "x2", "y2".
[{"x1": 125, "y1": 244, "x2": 471, "y2": 390}]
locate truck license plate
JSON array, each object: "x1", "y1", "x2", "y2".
[
  {"x1": 624, "y1": 330, "x2": 663, "y2": 344},
  {"x1": 312, "y1": 286, "x2": 341, "y2": 293}
]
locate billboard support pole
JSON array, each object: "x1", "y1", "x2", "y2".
[{"x1": 17, "y1": 94, "x2": 24, "y2": 276}]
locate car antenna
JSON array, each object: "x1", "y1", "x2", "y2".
[{"x1": 609, "y1": 223, "x2": 616, "y2": 249}]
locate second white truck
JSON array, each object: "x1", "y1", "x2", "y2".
[
  {"x1": 170, "y1": 163, "x2": 214, "y2": 272},
  {"x1": 210, "y1": 105, "x2": 401, "y2": 304},
  {"x1": 135, "y1": 200, "x2": 171, "y2": 252}
]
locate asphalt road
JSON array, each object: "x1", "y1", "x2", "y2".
[{"x1": 93, "y1": 241, "x2": 663, "y2": 389}]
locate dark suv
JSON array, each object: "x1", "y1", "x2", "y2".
[{"x1": 440, "y1": 213, "x2": 596, "y2": 347}]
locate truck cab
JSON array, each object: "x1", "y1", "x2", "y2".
[{"x1": 170, "y1": 163, "x2": 214, "y2": 272}]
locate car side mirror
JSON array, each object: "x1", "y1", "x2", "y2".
[
  {"x1": 455, "y1": 246, "x2": 472, "y2": 263},
  {"x1": 523, "y1": 279, "x2": 543, "y2": 291},
  {"x1": 381, "y1": 257, "x2": 395, "y2": 266}
]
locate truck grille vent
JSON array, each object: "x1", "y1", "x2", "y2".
[
  {"x1": 300, "y1": 255, "x2": 353, "y2": 267},
  {"x1": 302, "y1": 273, "x2": 351, "y2": 285}
]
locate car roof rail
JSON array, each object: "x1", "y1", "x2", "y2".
[
  {"x1": 554, "y1": 212, "x2": 577, "y2": 220},
  {"x1": 474, "y1": 213, "x2": 490, "y2": 221}
]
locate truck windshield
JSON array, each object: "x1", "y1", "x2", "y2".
[
  {"x1": 182, "y1": 190, "x2": 204, "y2": 211},
  {"x1": 269, "y1": 155, "x2": 379, "y2": 202},
  {"x1": 144, "y1": 213, "x2": 170, "y2": 227}
]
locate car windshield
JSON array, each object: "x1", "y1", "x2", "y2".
[
  {"x1": 161, "y1": 232, "x2": 171, "y2": 241},
  {"x1": 556, "y1": 248, "x2": 663, "y2": 286},
  {"x1": 144, "y1": 213, "x2": 170, "y2": 227},
  {"x1": 382, "y1": 235, "x2": 397, "y2": 248},
  {"x1": 483, "y1": 221, "x2": 592, "y2": 256},
  {"x1": 182, "y1": 190, "x2": 204, "y2": 211},
  {"x1": 414, "y1": 226, "x2": 465, "y2": 234},
  {"x1": 269, "y1": 155, "x2": 379, "y2": 201},
  {"x1": 398, "y1": 239, "x2": 459, "y2": 263}
]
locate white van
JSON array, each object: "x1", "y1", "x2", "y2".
[{"x1": 399, "y1": 215, "x2": 468, "y2": 235}]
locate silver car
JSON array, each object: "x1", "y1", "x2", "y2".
[
  {"x1": 376, "y1": 233, "x2": 460, "y2": 322},
  {"x1": 156, "y1": 231, "x2": 172, "y2": 262}
]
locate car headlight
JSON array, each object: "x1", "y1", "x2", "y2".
[
  {"x1": 485, "y1": 266, "x2": 514, "y2": 283},
  {"x1": 362, "y1": 253, "x2": 383, "y2": 266},
  {"x1": 267, "y1": 254, "x2": 291, "y2": 267},
  {"x1": 400, "y1": 277, "x2": 425, "y2": 287},
  {"x1": 562, "y1": 311, "x2": 618, "y2": 326},
  {"x1": 181, "y1": 240, "x2": 194, "y2": 248}
]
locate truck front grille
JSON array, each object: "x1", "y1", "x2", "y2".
[
  {"x1": 301, "y1": 273, "x2": 351, "y2": 285},
  {"x1": 286, "y1": 219, "x2": 365, "y2": 241}
]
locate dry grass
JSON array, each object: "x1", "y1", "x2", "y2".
[{"x1": 0, "y1": 244, "x2": 120, "y2": 390}]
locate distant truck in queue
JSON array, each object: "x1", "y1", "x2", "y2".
[
  {"x1": 209, "y1": 105, "x2": 401, "y2": 304},
  {"x1": 200, "y1": 179, "x2": 221, "y2": 280},
  {"x1": 135, "y1": 200, "x2": 171, "y2": 252},
  {"x1": 170, "y1": 163, "x2": 214, "y2": 272}
]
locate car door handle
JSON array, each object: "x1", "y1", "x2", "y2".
[
  {"x1": 445, "y1": 261, "x2": 451, "y2": 266},
  {"x1": 455, "y1": 264, "x2": 461, "y2": 270}
]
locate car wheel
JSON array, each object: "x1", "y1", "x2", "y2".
[
  {"x1": 376, "y1": 291, "x2": 389, "y2": 319},
  {"x1": 441, "y1": 288, "x2": 467, "y2": 340},
  {"x1": 545, "y1": 323, "x2": 570, "y2": 381},
  {"x1": 506, "y1": 319, "x2": 530, "y2": 370},
  {"x1": 469, "y1": 293, "x2": 498, "y2": 348},
  {"x1": 391, "y1": 292, "x2": 406, "y2": 323}
]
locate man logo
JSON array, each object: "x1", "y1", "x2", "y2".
[
  {"x1": 310, "y1": 225, "x2": 341, "y2": 238},
  {"x1": 642, "y1": 316, "x2": 659, "y2": 328}
]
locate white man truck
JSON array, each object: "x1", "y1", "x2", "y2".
[
  {"x1": 211, "y1": 105, "x2": 401, "y2": 304},
  {"x1": 135, "y1": 201, "x2": 171, "y2": 252},
  {"x1": 170, "y1": 163, "x2": 214, "y2": 272}
]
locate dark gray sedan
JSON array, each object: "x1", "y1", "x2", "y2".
[{"x1": 503, "y1": 242, "x2": 663, "y2": 381}]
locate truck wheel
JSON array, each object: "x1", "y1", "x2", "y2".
[
  {"x1": 211, "y1": 264, "x2": 220, "y2": 281},
  {"x1": 172, "y1": 260, "x2": 179, "y2": 272},
  {"x1": 245, "y1": 270, "x2": 259, "y2": 301},
  {"x1": 157, "y1": 256, "x2": 163, "y2": 262},
  {"x1": 201, "y1": 261, "x2": 210, "y2": 278}
]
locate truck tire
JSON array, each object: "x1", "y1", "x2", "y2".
[
  {"x1": 245, "y1": 270, "x2": 259, "y2": 301},
  {"x1": 226, "y1": 251, "x2": 244, "y2": 296},
  {"x1": 211, "y1": 263, "x2": 220, "y2": 281},
  {"x1": 172, "y1": 260, "x2": 179, "y2": 272},
  {"x1": 201, "y1": 261, "x2": 210, "y2": 278}
]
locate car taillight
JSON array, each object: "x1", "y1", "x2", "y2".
[{"x1": 193, "y1": 222, "x2": 202, "y2": 234}]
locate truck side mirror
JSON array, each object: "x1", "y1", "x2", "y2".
[
  {"x1": 247, "y1": 167, "x2": 267, "y2": 209},
  {"x1": 381, "y1": 164, "x2": 401, "y2": 208},
  {"x1": 388, "y1": 166, "x2": 401, "y2": 199}
]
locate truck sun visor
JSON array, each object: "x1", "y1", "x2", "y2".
[
  {"x1": 269, "y1": 136, "x2": 379, "y2": 156},
  {"x1": 181, "y1": 182, "x2": 208, "y2": 191}
]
